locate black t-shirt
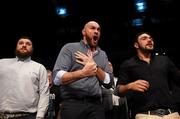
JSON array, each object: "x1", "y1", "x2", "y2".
[{"x1": 117, "y1": 55, "x2": 180, "y2": 114}]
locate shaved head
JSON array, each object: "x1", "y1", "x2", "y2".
[
  {"x1": 84, "y1": 21, "x2": 100, "y2": 30},
  {"x1": 82, "y1": 20, "x2": 101, "y2": 51}
]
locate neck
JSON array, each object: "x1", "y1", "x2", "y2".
[
  {"x1": 17, "y1": 56, "x2": 31, "y2": 61},
  {"x1": 82, "y1": 39, "x2": 96, "y2": 52},
  {"x1": 137, "y1": 51, "x2": 151, "y2": 63},
  {"x1": 90, "y1": 48, "x2": 96, "y2": 52}
]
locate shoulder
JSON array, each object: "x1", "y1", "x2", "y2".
[
  {"x1": 123, "y1": 57, "x2": 135, "y2": 64},
  {"x1": 154, "y1": 55, "x2": 169, "y2": 61},
  {"x1": 61, "y1": 42, "x2": 81, "y2": 51},
  {"x1": 150, "y1": 55, "x2": 174, "y2": 67},
  {"x1": 0, "y1": 58, "x2": 15, "y2": 63},
  {"x1": 63, "y1": 42, "x2": 80, "y2": 48},
  {"x1": 120, "y1": 57, "x2": 136, "y2": 68},
  {"x1": 30, "y1": 60, "x2": 46, "y2": 69},
  {"x1": 97, "y1": 48, "x2": 107, "y2": 56},
  {"x1": 0, "y1": 58, "x2": 14, "y2": 60}
]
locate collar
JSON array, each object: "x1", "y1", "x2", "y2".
[
  {"x1": 134, "y1": 53, "x2": 155, "y2": 63},
  {"x1": 16, "y1": 56, "x2": 31, "y2": 62},
  {"x1": 80, "y1": 40, "x2": 100, "y2": 53}
]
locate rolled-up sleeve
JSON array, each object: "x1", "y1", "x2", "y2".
[{"x1": 54, "y1": 70, "x2": 67, "y2": 85}]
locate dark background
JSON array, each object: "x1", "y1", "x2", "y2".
[{"x1": 0, "y1": 0, "x2": 179, "y2": 76}]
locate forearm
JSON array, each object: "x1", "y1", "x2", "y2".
[
  {"x1": 96, "y1": 67, "x2": 105, "y2": 81},
  {"x1": 61, "y1": 69, "x2": 85, "y2": 85},
  {"x1": 118, "y1": 84, "x2": 131, "y2": 96},
  {"x1": 37, "y1": 92, "x2": 49, "y2": 118}
]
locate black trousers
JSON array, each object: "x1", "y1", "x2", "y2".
[{"x1": 61, "y1": 99, "x2": 105, "y2": 119}]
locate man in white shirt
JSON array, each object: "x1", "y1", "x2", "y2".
[{"x1": 0, "y1": 36, "x2": 49, "y2": 119}]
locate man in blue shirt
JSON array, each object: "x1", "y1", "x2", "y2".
[{"x1": 53, "y1": 20, "x2": 113, "y2": 119}]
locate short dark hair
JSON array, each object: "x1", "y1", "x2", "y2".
[
  {"x1": 134, "y1": 32, "x2": 151, "y2": 43},
  {"x1": 18, "y1": 36, "x2": 32, "y2": 41}
]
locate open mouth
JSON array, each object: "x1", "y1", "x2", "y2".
[
  {"x1": 146, "y1": 44, "x2": 153, "y2": 48},
  {"x1": 93, "y1": 36, "x2": 98, "y2": 41},
  {"x1": 147, "y1": 43, "x2": 152, "y2": 46}
]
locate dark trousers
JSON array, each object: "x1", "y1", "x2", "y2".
[{"x1": 61, "y1": 99, "x2": 105, "y2": 119}]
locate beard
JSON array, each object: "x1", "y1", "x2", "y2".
[
  {"x1": 86, "y1": 37, "x2": 98, "y2": 48},
  {"x1": 141, "y1": 47, "x2": 154, "y2": 54},
  {"x1": 15, "y1": 49, "x2": 33, "y2": 59}
]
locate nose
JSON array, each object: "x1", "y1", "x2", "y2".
[
  {"x1": 22, "y1": 43, "x2": 27, "y2": 47},
  {"x1": 94, "y1": 29, "x2": 98, "y2": 33},
  {"x1": 94, "y1": 29, "x2": 100, "y2": 35}
]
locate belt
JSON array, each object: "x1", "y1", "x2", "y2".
[
  {"x1": 66, "y1": 97, "x2": 102, "y2": 104},
  {"x1": 0, "y1": 112, "x2": 34, "y2": 119},
  {"x1": 141, "y1": 109, "x2": 176, "y2": 117}
]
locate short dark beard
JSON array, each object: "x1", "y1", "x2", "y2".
[{"x1": 15, "y1": 50, "x2": 33, "y2": 59}]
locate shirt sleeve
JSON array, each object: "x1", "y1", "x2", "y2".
[
  {"x1": 36, "y1": 65, "x2": 50, "y2": 118},
  {"x1": 103, "y1": 72, "x2": 110, "y2": 84},
  {"x1": 54, "y1": 70, "x2": 67, "y2": 85}
]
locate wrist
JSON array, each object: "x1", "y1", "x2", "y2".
[
  {"x1": 95, "y1": 65, "x2": 98, "y2": 73},
  {"x1": 127, "y1": 83, "x2": 132, "y2": 90}
]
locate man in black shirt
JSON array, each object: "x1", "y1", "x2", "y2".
[{"x1": 117, "y1": 32, "x2": 180, "y2": 119}]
